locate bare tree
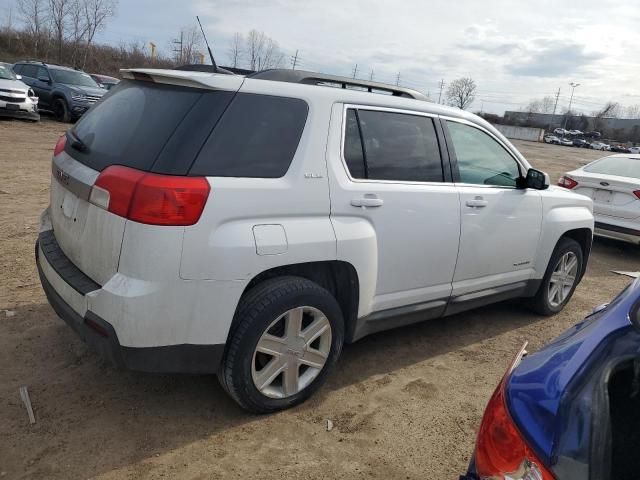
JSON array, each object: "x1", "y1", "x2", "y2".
[
  {"x1": 172, "y1": 26, "x2": 202, "y2": 65},
  {"x1": 593, "y1": 102, "x2": 620, "y2": 119},
  {"x1": 16, "y1": 0, "x2": 47, "y2": 56},
  {"x1": 49, "y1": 0, "x2": 71, "y2": 61},
  {"x1": 260, "y1": 37, "x2": 283, "y2": 69},
  {"x1": 446, "y1": 77, "x2": 477, "y2": 110},
  {"x1": 624, "y1": 104, "x2": 640, "y2": 119},
  {"x1": 526, "y1": 99, "x2": 543, "y2": 113},
  {"x1": 526, "y1": 95, "x2": 555, "y2": 114},
  {"x1": 68, "y1": 0, "x2": 90, "y2": 64},
  {"x1": 228, "y1": 32, "x2": 243, "y2": 68},
  {"x1": 81, "y1": 0, "x2": 117, "y2": 68},
  {"x1": 246, "y1": 29, "x2": 265, "y2": 70}
]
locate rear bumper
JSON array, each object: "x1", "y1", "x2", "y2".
[{"x1": 36, "y1": 237, "x2": 225, "y2": 373}]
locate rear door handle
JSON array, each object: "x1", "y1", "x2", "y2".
[
  {"x1": 351, "y1": 194, "x2": 384, "y2": 208},
  {"x1": 465, "y1": 197, "x2": 488, "y2": 208}
]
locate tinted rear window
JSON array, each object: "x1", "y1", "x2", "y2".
[
  {"x1": 189, "y1": 93, "x2": 308, "y2": 178},
  {"x1": 70, "y1": 80, "x2": 234, "y2": 173},
  {"x1": 584, "y1": 156, "x2": 640, "y2": 179}
]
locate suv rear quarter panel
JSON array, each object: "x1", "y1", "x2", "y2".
[{"x1": 179, "y1": 81, "x2": 337, "y2": 282}]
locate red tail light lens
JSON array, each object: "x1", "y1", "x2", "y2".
[
  {"x1": 633, "y1": 190, "x2": 640, "y2": 200},
  {"x1": 90, "y1": 166, "x2": 210, "y2": 226},
  {"x1": 557, "y1": 176, "x2": 578, "y2": 189},
  {"x1": 474, "y1": 344, "x2": 555, "y2": 480},
  {"x1": 54, "y1": 134, "x2": 67, "y2": 156}
]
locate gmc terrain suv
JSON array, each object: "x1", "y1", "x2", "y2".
[
  {"x1": 36, "y1": 69, "x2": 594, "y2": 412},
  {"x1": 13, "y1": 61, "x2": 105, "y2": 122}
]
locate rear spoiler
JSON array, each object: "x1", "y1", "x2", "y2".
[{"x1": 120, "y1": 68, "x2": 244, "y2": 91}]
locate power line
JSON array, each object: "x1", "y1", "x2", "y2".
[{"x1": 291, "y1": 49, "x2": 299, "y2": 70}]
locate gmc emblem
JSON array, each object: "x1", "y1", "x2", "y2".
[{"x1": 55, "y1": 168, "x2": 70, "y2": 185}]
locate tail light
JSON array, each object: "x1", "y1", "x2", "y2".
[
  {"x1": 54, "y1": 134, "x2": 67, "y2": 156},
  {"x1": 557, "y1": 176, "x2": 578, "y2": 189},
  {"x1": 474, "y1": 343, "x2": 555, "y2": 480},
  {"x1": 633, "y1": 191, "x2": 640, "y2": 200},
  {"x1": 89, "y1": 165, "x2": 210, "y2": 226}
]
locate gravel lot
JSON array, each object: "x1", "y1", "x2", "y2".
[{"x1": 1, "y1": 118, "x2": 638, "y2": 479}]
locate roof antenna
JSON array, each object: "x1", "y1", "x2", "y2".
[{"x1": 196, "y1": 15, "x2": 218, "y2": 72}]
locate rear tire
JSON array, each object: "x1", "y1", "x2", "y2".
[
  {"x1": 529, "y1": 237, "x2": 583, "y2": 316},
  {"x1": 53, "y1": 98, "x2": 71, "y2": 123},
  {"x1": 219, "y1": 276, "x2": 344, "y2": 413}
]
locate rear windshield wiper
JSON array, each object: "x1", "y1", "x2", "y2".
[{"x1": 67, "y1": 131, "x2": 89, "y2": 153}]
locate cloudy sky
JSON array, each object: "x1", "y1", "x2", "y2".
[{"x1": 13, "y1": 0, "x2": 640, "y2": 114}]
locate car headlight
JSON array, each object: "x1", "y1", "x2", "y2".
[{"x1": 71, "y1": 93, "x2": 87, "y2": 101}]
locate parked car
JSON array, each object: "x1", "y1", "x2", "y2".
[
  {"x1": 591, "y1": 142, "x2": 611, "y2": 151},
  {"x1": 543, "y1": 134, "x2": 560, "y2": 144},
  {"x1": 90, "y1": 73, "x2": 119, "y2": 90},
  {"x1": 36, "y1": 68, "x2": 594, "y2": 412},
  {"x1": 560, "y1": 153, "x2": 640, "y2": 244},
  {"x1": 585, "y1": 131, "x2": 602, "y2": 139},
  {"x1": 568, "y1": 129, "x2": 583, "y2": 136},
  {"x1": 572, "y1": 138, "x2": 590, "y2": 148},
  {"x1": 554, "y1": 127, "x2": 568, "y2": 135},
  {"x1": 0, "y1": 61, "x2": 39, "y2": 121},
  {"x1": 629, "y1": 146, "x2": 640, "y2": 154},
  {"x1": 12, "y1": 60, "x2": 105, "y2": 122},
  {"x1": 560, "y1": 137, "x2": 573, "y2": 146},
  {"x1": 611, "y1": 144, "x2": 631, "y2": 153},
  {"x1": 461, "y1": 280, "x2": 640, "y2": 480}
]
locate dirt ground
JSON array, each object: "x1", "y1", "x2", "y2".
[{"x1": 1, "y1": 118, "x2": 638, "y2": 480}]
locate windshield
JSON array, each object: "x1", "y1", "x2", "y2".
[
  {"x1": 0, "y1": 64, "x2": 17, "y2": 80},
  {"x1": 50, "y1": 69, "x2": 99, "y2": 87},
  {"x1": 584, "y1": 156, "x2": 640, "y2": 179}
]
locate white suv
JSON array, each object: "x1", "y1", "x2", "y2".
[{"x1": 36, "y1": 68, "x2": 594, "y2": 412}]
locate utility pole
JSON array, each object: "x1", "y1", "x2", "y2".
[
  {"x1": 395, "y1": 72, "x2": 400, "y2": 86},
  {"x1": 437, "y1": 79, "x2": 445, "y2": 104},
  {"x1": 563, "y1": 82, "x2": 580, "y2": 130},
  {"x1": 552, "y1": 87, "x2": 561, "y2": 123},
  {"x1": 369, "y1": 69, "x2": 374, "y2": 81},
  {"x1": 172, "y1": 31, "x2": 184, "y2": 64},
  {"x1": 352, "y1": 64, "x2": 358, "y2": 79},
  {"x1": 291, "y1": 49, "x2": 299, "y2": 70}
]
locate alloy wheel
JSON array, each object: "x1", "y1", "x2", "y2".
[
  {"x1": 251, "y1": 306, "x2": 332, "y2": 399},
  {"x1": 548, "y1": 252, "x2": 578, "y2": 307}
]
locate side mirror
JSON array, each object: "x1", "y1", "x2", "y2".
[
  {"x1": 38, "y1": 76, "x2": 50, "y2": 83},
  {"x1": 523, "y1": 168, "x2": 550, "y2": 190},
  {"x1": 16, "y1": 74, "x2": 22, "y2": 80}
]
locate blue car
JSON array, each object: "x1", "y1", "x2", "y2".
[{"x1": 462, "y1": 280, "x2": 640, "y2": 480}]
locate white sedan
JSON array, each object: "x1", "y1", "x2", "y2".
[
  {"x1": 559, "y1": 154, "x2": 640, "y2": 244},
  {"x1": 591, "y1": 142, "x2": 611, "y2": 151},
  {"x1": 630, "y1": 147, "x2": 640, "y2": 154}
]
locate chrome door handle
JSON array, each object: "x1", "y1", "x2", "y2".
[
  {"x1": 351, "y1": 194, "x2": 384, "y2": 208},
  {"x1": 466, "y1": 197, "x2": 488, "y2": 208}
]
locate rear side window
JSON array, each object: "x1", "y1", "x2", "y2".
[
  {"x1": 12, "y1": 64, "x2": 23, "y2": 74},
  {"x1": 343, "y1": 108, "x2": 444, "y2": 182},
  {"x1": 190, "y1": 93, "x2": 308, "y2": 178},
  {"x1": 36, "y1": 66, "x2": 50, "y2": 80},
  {"x1": 20, "y1": 64, "x2": 38, "y2": 78},
  {"x1": 70, "y1": 80, "x2": 234, "y2": 173}
]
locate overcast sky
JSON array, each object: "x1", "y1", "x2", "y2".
[{"x1": 11, "y1": 0, "x2": 640, "y2": 115}]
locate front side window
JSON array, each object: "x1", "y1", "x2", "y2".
[
  {"x1": 36, "y1": 66, "x2": 50, "y2": 80},
  {"x1": 447, "y1": 121, "x2": 521, "y2": 187},
  {"x1": 343, "y1": 108, "x2": 443, "y2": 182}
]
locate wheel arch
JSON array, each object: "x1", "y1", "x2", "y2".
[{"x1": 237, "y1": 260, "x2": 361, "y2": 343}]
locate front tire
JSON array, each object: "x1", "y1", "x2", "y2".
[
  {"x1": 219, "y1": 276, "x2": 344, "y2": 413},
  {"x1": 529, "y1": 237, "x2": 583, "y2": 315},
  {"x1": 53, "y1": 98, "x2": 71, "y2": 123}
]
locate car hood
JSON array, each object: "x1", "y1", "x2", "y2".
[
  {"x1": 0, "y1": 78, "x2": 29, "y2": 92},
  {"x1": 64, "y1": 85, "x2": 105, "y2": 96}
]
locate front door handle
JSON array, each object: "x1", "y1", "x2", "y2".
[
  {"x1": 466, "y1": 196, "x2": 488, "y2": 208},
  {"x1": 351, "y1": 194, "x2": 384, "y2": 208}
]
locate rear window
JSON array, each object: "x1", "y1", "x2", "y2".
[
  {"x1": 70, "y1": 80, "x2": 235, "y2": 173},
  {"x1": 584, "y1": 156, "x2": 640, "y2": 179},
  {"x1": 190, "y1": 93, "x2": 308, "y2": 178}
]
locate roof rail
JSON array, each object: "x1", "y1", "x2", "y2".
[{"x1": 249, "y1": 69, "x2": 429, "y2": 101}]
